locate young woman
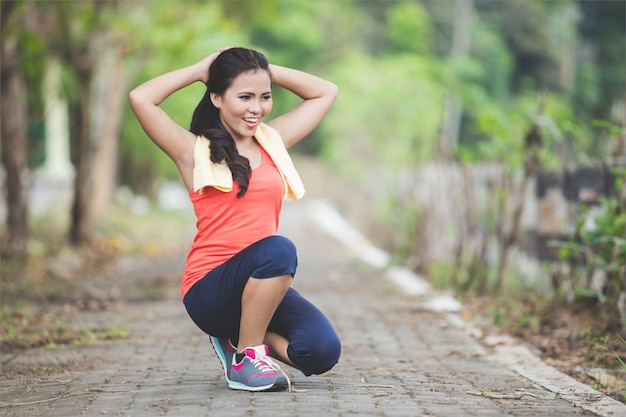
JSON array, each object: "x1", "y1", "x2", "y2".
[{"x1": 128, "y1": 47, "x2": 341, "y2": 392}]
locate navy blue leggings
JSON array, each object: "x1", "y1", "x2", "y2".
[{"x1": 183, "y1": 235, "x2": 341, "y2": 376}]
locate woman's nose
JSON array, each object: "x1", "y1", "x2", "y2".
[{"x1": 249, "y1": 99, "x2": 262, "y2": 113}]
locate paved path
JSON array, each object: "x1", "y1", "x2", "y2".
[{"x1": 1, "y1": 200, "x2": 624, "y2": 417}]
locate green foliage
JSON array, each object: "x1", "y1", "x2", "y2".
[
  {"x1": 322, "y1": 51, "x2": 444, "y2": 175},
  {"x1": 14, "y1": 0, "x2": 624, "y2": 262},
  {"x1": 385, "y1": 1, "x2": 432, "y2": 54},
  {"x1": 459, "y1": 95, "x2": 530, "y2": 165},
  {"x1": 248, "y1": 1, "x2": 326, "y2": 66},
  {"x1": 549, "y1": 165, "x2": 625, "y2": 315},
  {"x1": 381, "y1": 195, "x2": 423, "y2": 265},
  {"x1": 616, "y1": 334, "x2": 626, "y2": 371},
  {"x1": 240, "y1": 0, "x2": 353, "y2": 155},
  {"x1": 460, "y1": 90, "x2": 599, "y2": 170},
  {"x1": 0, "y1": 299, "x2": 130, "y2": 351},
  {"x1": 19, "y1": 33, "x2": 47, "y2": 119},
  {"x1": 469, "y1": 22, "x2": 513, "y2": 102},
  {"x1": 578, "y1": 0, "x2": 626, "y2": 118},
  {"x1": 572, "y1": 61, "x2": 601, "y2": 117},
  {"x1": 478, "y1": 0, "x2": 561, "y2": 92},
  {"x1": 583, "y1": 328, "x2": 626, "y2": 371},
  {"x1": 488, "y1": 307, "x2": 507, "y2": 327},
  {"x1": 120, "y1": 0, "x2": 241, "y2": 190},
  {"x1": 14, "y1": 0, "x2": 621, "y2": 185},
  {"x1": 553, "y1": 169, "x2": 625, "y2": 269}
]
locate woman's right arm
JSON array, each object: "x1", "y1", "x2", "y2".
[{"x1": 128, "y1": 53, "x2": 218, "y2": 187}]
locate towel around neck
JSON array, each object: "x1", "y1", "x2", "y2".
[{"x1": 192, "y1": 123, "x2": 305, "y2": 201}]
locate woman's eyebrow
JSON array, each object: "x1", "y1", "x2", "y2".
[{"x1": 237, "y1": 90, "x2": 272, "y2": 95}]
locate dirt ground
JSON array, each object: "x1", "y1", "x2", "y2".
[{"x1": 462, "y1": 295, "x2": 626, "y2": 403}]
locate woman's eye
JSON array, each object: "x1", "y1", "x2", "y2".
[
  {"x1": 239, "y1": 95, "x2": 251, "y2": 101},
  {"x1": 262, "y1": 95, "x2": 272, "y2": 101}
]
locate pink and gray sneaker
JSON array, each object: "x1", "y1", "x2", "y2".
[{"x1": 228, "y1": 345, "x2": 289, "y2": 392}]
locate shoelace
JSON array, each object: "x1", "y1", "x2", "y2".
[
  {"x1": 255, "y1": 354, "x2": 295, "y2": 392},
  {"x1": 250, "y1": 356, "x2": 277, "y2": 373}
]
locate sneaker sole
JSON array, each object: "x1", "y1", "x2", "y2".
[
  {"x1": 228, "y1": 378, "x2": 289, "y2": 392},
  {"x1": 209, "y1": 336, "x2": 231, "y2": 383}
]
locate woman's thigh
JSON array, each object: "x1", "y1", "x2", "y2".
[{"x1": 183, "y1": 235, "x2": 298, "y2": 339}]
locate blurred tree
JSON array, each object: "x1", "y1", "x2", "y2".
[
  {"x1": 577, "y1": 0, "x2": 625, "y2": 120},
  {"x1": 47, "y1": 0, "x2": 125, "y2": 244},
  {"x1": 244, "y1": 0, "x2": 355, "y2": 155},
  {"x1": 89, "y1": 32, "x2": 131, "y2": 221},
  {"x1": 18, "y1": 0, "x2": 141, "y2": 243},
  {"x1": 385, "y1": 1, "x2": 432, "y2": 55},
  {"x1": 468, "y1": 22, "x2": 513, "y2": 103},
  {"x1": 323, "y1": 51, "x2": 444, "y2": 171},
  {"x1": 458, "y1": 0, "x2": 613, "y2": 163},
  {"x1": 475, "y1": 0, "x2": 559, "y2": 92},
  {"x1": 439, "y1": 0, "x2": 474, "y2": 159},
  {"x1": 1, "y1": 1, "x2": 29, "y2": 257},
  {"x1": 5, "y1": 0, "x2": 622, "y2": 253},
  {"x1": 355, "y1": 0, "x2": 393, "y2": 56},
  {"x1": 419, "y1": 0, "x2": 456, "y2": 57},
  {"x1": 120, "y1": 0, "x2": 236, "y2": 194}
]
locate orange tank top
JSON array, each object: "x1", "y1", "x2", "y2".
[{"x1": 181, "y1": 146, "x2": 283, "y2": 298}]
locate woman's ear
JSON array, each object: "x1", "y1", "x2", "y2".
[{"x1": 210, "y1": 92, "x2": 222, "y2": 109}]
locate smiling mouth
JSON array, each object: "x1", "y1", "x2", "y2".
[{"x1": 243, "y1": 117, "x2": 259, "y2": 123}]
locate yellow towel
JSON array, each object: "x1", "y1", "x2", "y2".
[{"x1": 193, "y1": 123, "x2": 305, "y2": 201}]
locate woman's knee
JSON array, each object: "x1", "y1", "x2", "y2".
[
  {"x1": 252, "y1": 236, "x2": 298, "y2": 278},
  {"x1": 264, "y1": 235, "x2": 297, "y2": 261},
  {"x1": 289, "y1": 330, "x2": 341, "y2": 376}
]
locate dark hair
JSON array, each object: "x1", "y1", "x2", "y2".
[{"x1": 190, "y1": 47, "x2": 271, "y2": 198}]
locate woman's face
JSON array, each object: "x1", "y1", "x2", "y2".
[{"x1": 211, "y1": 69, "x2": 273, "y2": 142}]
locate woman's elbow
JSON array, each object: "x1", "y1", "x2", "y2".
[
  {"x1": 128, "y1": 88, "x2": 141, "y2": 109},
  {"x1": 327, "y1": 82, "x2": 338, "y2": 101}
]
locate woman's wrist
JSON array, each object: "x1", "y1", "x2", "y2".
[{"x1": 192, "y1": 62, "x2": 208, "y2": 85}]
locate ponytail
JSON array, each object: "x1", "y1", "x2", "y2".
[{"x1": 190, "y1": 90, "x2": 251, "y2": 198}]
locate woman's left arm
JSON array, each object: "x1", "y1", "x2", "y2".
[{"x1": 267, "y1": 64, "x2": 338, "y2": 149}]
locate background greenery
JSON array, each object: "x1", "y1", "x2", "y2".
[
  {"x1": 15, "y1": 0, "x2": 623, "y2": 184},
  {"x1": 8, "y1": 0, "x2": 626, "y2": 311}
]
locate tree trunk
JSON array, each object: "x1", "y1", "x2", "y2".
[
  {"x1": 69, "y1": 71, "x2": 93, "y2": 244},
  {"x1": 69, "y1": 36, "x2": 129, "y2": 241},
  {"x1": 0, "y1": 31, "x2": 29, "y2": 258},
  {"x1": 439, "y1": 0, "x2": 474, "y2": 160},
  {"x1": 557, "y1": 4, "x2": 577, "y2": 90},
  {"x1": 90, "y1": 43, "x2": 128, "y2": 220}
]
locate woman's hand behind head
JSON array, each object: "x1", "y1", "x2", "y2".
[{"x1": 198, "y1": 47, "x2": 234, "y2": 84}]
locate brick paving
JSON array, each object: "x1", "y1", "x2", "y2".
[{"x1": 1, "y1": 200, "x2": 624, "y2": 417}]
